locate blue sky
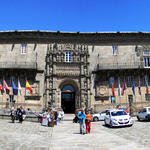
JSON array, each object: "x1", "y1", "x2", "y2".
[{"x1": 0, "y1": 0, "x2": 150, "y2": 32}]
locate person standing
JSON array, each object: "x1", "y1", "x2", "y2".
[
  {"x1": 54, "y1": 110, "x2": 58, "y2": 125},
  {"x1": 60, "y1": 108, "x2": 64, "y2": 122},
  {"x1": 10, "y1": 106, "x2": 16, "y2": 123},
  {"x1": 85, "y1": 110, "x2": 92, "y2": 134},
  {"x1": 78, "y1": 108, "x2": 86, "y2": 135},
  {"x1": 49, "y1": 110, "x2": 55, "y2": 127},
  {"x1": 17, "y1": 106, "x2": 24, "y2": 123}
]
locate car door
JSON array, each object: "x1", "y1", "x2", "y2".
[
  {"x1": 140, "y1": 108, "x2": 147, "y2": 119},
  {"x1": 99, "y1": 110, "x2": 106, "y2": 120}
]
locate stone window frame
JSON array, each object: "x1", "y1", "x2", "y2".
[
  {"x1": 21, "y1": 44, "x2": 27, "y2": 54},
  {"x1": 144, "y1": 56, "x2": 150, "y2": 68},
  {"x1": 65, "y1": 51, "x2": 72, "y2": 62},
  {"x1": 112, "y1": 45, "x2": 118, "y2": 56}
]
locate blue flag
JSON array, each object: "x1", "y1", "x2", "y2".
[
  {"x1": 11, "y1": 77, "x2": 18, "y2": 95},
  {"x1": 109, "y1": 77, "x2": 114, "y2": 88},
  {"x1": 132, "y1": 79, "x2": 135, "y2": 95}
]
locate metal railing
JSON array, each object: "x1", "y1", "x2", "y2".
[
  {"x1": 0, "y1": 62, "x2": 37, "y2": 69},
  {"x1": 95, "y1": 61, "x2": 144, "y2": 70}
]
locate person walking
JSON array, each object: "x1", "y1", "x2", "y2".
[
  {"x1": 85, "y1": 110, "x2": 92, "y2": 134},
  {"x1": 78, "y1": 108, "x2": 86, "y2": 135}
]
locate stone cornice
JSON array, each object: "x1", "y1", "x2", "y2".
[{"x1": 0, "y1": 31, "x2": 150, "y2": 44}]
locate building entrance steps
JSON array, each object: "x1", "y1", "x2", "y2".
[{"x1": 63, "y1": 113, "x2": 74, "y2": 121}]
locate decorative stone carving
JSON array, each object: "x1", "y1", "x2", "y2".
[
  {"x1": 96, "y1": 85, "x2": 108, "y2": 96},
  {"x1": 45, "y1": 42, "x2": 90, "y2": 109}
]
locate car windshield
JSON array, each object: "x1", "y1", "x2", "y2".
[
  {"x1": 148, "y1": 108, "x2": 150, "y2": 112},
  {"x1": 111, "y1": 111, "x2": 127, "y2": 116}
]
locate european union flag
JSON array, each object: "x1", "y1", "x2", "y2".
[
  {"x1": 132, "y1": 80, "x2": 135, "y2": 95},
  {"x1": 11, "y1": 77, "x2": 18, "y2": 95}
]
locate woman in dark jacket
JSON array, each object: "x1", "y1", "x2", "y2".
[{"x1": 17, "y1": 106, "x2": 24, "y2": 123}]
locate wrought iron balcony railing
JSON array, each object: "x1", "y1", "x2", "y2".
[
  {"x1": 95, "y1": 61, "x2": 144, "y2": 71},
  {"x1": 0, "y1": 62, "x2": 37, "y2": 69}
]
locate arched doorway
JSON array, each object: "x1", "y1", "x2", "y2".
[{"x1": 61, "y1": 85, "x2": 75, "y2": 113}]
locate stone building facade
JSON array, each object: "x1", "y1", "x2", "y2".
[{"x1": 0, "y1": 31, "x2": 150, "y2": 113}]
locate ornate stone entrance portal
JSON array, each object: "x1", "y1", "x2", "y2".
[{"x1": 45, "y1": 43, "x2": 91, "y2": 110}]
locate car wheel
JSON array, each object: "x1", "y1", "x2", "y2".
[
  {"x1": 110, "y1": 121, "x2": 113, "y2": 128},
  {"x1": 104, "y1": 120, "x2": 107, "y2": 126},
  {"x1": 93, "y1": 117, "x2": 98, "y2": 122},
  {"x1": 137, "y1": 116, "x2": 141, "y2": 121}
]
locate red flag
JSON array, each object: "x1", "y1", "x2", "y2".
[
  {"x1": 144, "y1": 76, "x2": 149, "y2": 94},
  {"x1": 112, "y1": 83, "x2": 115, "y2": 97},
  {"x1": 3, "y1": 80, "x2": 10, "y2": 94},
  {"x1": 121, "y1": 82, "x2": 127, "y2": 96}
]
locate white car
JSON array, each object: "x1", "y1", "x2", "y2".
[
  {"x1": 104, "y1": 109, "x2": 133, "y2": 127},
  {"x1": 92, "y1": 109, "x2": 109, "y2": 121},
  {"x1": 137, "y1": 107, "x2": 150, "y2": 121}
]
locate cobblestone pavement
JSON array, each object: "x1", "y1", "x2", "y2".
[
  {"x1": 0, "y1": 118, "x2": 150, "y2": 150},
  {"x1": 0, "y1": 119, "x2": 53, "y2": 150},
  {"x1": 50, "y1": 118, "x2": 150, "y2": 150}
]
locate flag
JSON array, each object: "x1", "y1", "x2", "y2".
[
  {"x1": 109, "y1": 77, "x2": 114, "y2": 87},
  {"x1": 138, "y1": 76, "x2": 141, "y2": 95},
  {"x1": 18, "y1": 78, "x2": 22, "y2": 95},
  {"x1": 0, "y1": 82, "x2": 2, "y2": 90},
  {"x1": 11, "y1": 77, "x2": 18, "y2": 95},
  {"x1": 121, "y1": 82, "x2": 127, "y2": 96},
  {"x1": 112, "y1": 82, "x2": 115, "y2": 97},
  {"x1": 3, "y1": 80, "x2": 10, "y2": 94},
  {"x1": 26, "y1": 80, "x2": 32, "y2": 96},
  {"x1": 118, "y1": 77, "x2": 121, "y2": 96},
  {"x1": 0, "y1": 81, "x2": 4, "y2": 94},
  {"x1": 132, "y1": 79, "x2": 135, "y2": 95},
  {"x1": 144, "y1": 75, "x2": 149, "y2": 94},
  {"x1": 127, "y1": 76, "x2": 132, "y2": 87}
]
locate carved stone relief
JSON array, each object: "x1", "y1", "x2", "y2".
[{"x1": 96, "y1": 85, "x2": 108, "y2": 96}]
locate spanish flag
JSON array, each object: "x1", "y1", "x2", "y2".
[{"x1": 26, "y1": 80, "x2": 32, "y2": 96}]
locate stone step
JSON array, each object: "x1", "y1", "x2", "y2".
[{"x1": 63, "y1": 114, "x2": 74, "y2": 121}]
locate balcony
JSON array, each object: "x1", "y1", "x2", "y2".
[
  {"x1": 94, "y1": 61, "x2": 144, "y2": 71},
  {"x1": 0, "y1": 62, "x2": 37, "y2": 69}
]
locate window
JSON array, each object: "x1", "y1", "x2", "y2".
[
  {"x1": 143, "y1": 51, "x2": 150, "y2": 56},
  {"x1": 112, "y1": 46, "x2": 118, "y2": 55},
  {"x1": 106, "y1": 111, "x2": 110, "y2": 116},
  {"x1": 145, "y1": 94, "x2": 150, "y2": 101},
  {"x1": 144, "y1": 57, "x2": 150, "y2": 67},
  {"x1": 65, "y1": 51, "x2": 72, "y2": 62},
  {"x1": 111, "y1": 111, "x2": 127, "y2": 116},
  {"x1": 21, "y1": 44, "x2": 27, "y2": 54}
]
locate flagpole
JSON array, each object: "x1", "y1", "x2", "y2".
[
  {"x1": 17, "y1": 90, "x2": 18, "y2": 109},
  {"x1": 25, "y1": 75, "x2": 26, "y2": 110},
  {"x1": 17, "y1": 76, "x2": 19, "y2": 109},
  {"x1": 2, "y1": 75, "x2": 4, "y2": 110}
]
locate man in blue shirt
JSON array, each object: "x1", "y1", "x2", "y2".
[{"x1": 78, "y1": 108, "x2": 86, "y2": 134}]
